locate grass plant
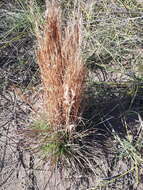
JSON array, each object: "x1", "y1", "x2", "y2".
[{"x1": 22, "y1": 0, "x2": 87, "y2": 170}]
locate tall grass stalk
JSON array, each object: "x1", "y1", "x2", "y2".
[{"x1": 36, "y1": 1, "x2": 86, "y2": 132}]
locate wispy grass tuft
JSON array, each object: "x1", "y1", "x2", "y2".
[
  {"x1": 19, "y1": 0, "x2": 87, "y2": 170},
  {"x1": 36, "y1": 1, "x2": 86, "y2": 132}
]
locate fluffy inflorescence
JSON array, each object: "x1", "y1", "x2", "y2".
[{"x1": 37, "y1": 2, "x2": 86, "y2": 131}]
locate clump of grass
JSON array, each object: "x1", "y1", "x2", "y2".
[
  {"x1": 21, "y1": 0, "x2": 87, "y2": 170},
  {"x1": 36, "y1": 1, "x2": 86, "y2": 132}
]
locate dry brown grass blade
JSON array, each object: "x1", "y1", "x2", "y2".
[{"x1": 36, "y1": 1, "x2": 86, "y2": 132}]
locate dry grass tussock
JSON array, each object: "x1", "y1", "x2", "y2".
[{"x1": 36, "y1": 2, "x2": 86, "y2": 132}]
